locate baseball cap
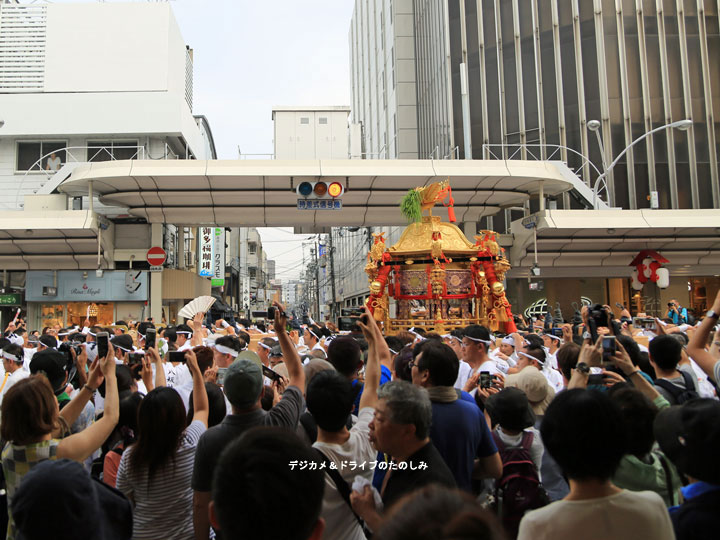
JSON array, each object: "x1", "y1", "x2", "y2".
[
  {"x1": 29, "y1": 349, "x2": 67, "y2": 395},
  {"x1": 654, "y1": 398, "x2": 720, "y2": 484},
  {"x1": 223, "y1": 358, "x2": 263, "y2": 409},
  {"x1": 485, "y1": 387, "x2": 536, "y2": 431},
  {"x1": 12, "y1": 459, "x2": 132, "y2": 540}
]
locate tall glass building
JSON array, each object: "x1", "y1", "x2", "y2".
[{"x1": 352, "y1": 1, "x2": 720, "y2": 212}]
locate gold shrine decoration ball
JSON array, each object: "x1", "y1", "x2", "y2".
[
  {"x1": 370, "y1": 281, "x2": 383, "y2": 295},
  {"x1": 492, "y1": 282, "x2": 505, "y2": 296}
]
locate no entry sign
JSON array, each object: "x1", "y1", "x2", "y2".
[{"x1": 146, "y1": 247, "x2": 167, "y2": 266}]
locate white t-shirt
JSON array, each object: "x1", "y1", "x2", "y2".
[
  {"x1": 542, "y1": 366, "x2": 565, "y2": 394},
  {"x1": 0, "y1": 369, "x2": 29, "y2": 406},
  {"x1": 518, "y1": 489, "x2": 674, "y2": 540},
  {"x1": 164, "y1": 362, "x2": 192, "y2": 388},
  {"x1": 454, "y1": 360, "x2": 472, "y2": 390},
  {"x1": 313, "y1": 407, "x2": 376, "y2": 540}
]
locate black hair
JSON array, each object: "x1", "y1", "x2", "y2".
[
  {"x1": 423, "y1": 332, "x2": 443, "y2": 342},
  {"x1": 306, "y1": 370, "x2": 354, "y2": 432},
  {"x1": 187, "y1": 383, "x2": 227, "y2": 428},
  {"x1": 648, "y1": 335, "x2": 682, "y2": 371},
  {"x1": 306, "y1": 325, "x2": 323, "y2": 343},
  {"x1": 236, "y1": 330, "x2": 251, "y2": 347},
  {"x1": 463, "y1": 325, "x2": 491, "y2": 352},
  {"x1": 615, "y1": 335, "x2": 641, "y2": 366},
  {"x1": 212, "y1": 427, "x2": 325, "y2": 540},
  {"x1": 215, "y1": 335, "x2": 242, "y2": 353},
  {"x1": 129, "y1": 387, "x2": 187, "y2": 479},
  {"x1": 374, "y1": 486, "x2": 505, "y2": 540},
  {"x1": 164, "y1": 328, "x2": 177, "y2": 344},
  {"x1": 327, "y1": 336, "x2": 362, "y2": 378},
  {"x1": 3, "y1": 344, "x2": 24, "y2": 364},
  {"x1": 523, "y1": 333, "x2": 545, "y2": 349},
  {"x1": 137, "y1": 321, "x2": 155, "y2": 337},
  {"x1": 354, "y1": 337, "x2": 369, "y2": 353},
  {"x1": 540, "y1": 389, "x2": 627, "y2": 481},
  {"x1": 607, "y1": 386, "x2": 658, "y2": 459},
  {"x1": 385, "y1": 336, "x2": 403, "y2": 355},
  {"x1": 413, "y1": 341, "x2": 459, "y2": 387},
  {"x1": 0, "y1": 338, "x2": 11, "y2": 350},
  {"x1": 393, "y1": 346, "x2": 413, "y2": 382},
  {"x1": 115, "y1": 320, "x2": 127, "y2": 327},
  {"x1": 524, "y1": 346, "x2": 547, "y2": 367}
]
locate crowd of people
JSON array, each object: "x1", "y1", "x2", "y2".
[{"x1": 0, "y1": 290, "x2": 719, "y2": 540}]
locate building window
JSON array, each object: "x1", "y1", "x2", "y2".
[
  {"x1": 300, "y1": 117, "x2": 310, "y2": 125},
  {"x1": 87, "y1": 141, "x2": 140, "y2": 162},
  {"x1": 319, "y1": 117, "x2": 328, "y2": 124},
  {"x1": 249, "y1": 267, "x2": 257, "y2": 279},
  {"x1": 16, "y1": 141, "x2": 67, "y2": 172},
  {"x1": 248, "y1": 242, "x2": 257, "y2": 254}
]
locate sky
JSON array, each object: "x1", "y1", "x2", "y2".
[
  {"x1": 49, "y1": 0, "x2": 356, "y2": 280},
  {"x1": 170, "y1": 0, "x2": 356, "y2": 281}
]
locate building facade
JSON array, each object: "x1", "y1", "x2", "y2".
[
  {"x1": 0, "y1": 1, "x2": 217, "y2": 327},
  {"x1": 346, "y1": 0, "x2": 720, "y2": 321},
  {"x1": 349, "y1": 0, "x2": 419, "y2": 158}
]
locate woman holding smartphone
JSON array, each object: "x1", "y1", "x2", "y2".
[
  {"x1": 116, "y1": 349, "x2": 208, "y2": 539},
  {"x1": 1, "y1": 345, "x2": 119, "y2": 540}
]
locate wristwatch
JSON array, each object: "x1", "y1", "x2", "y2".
[{"x1": 707, "y1": 310, "x2": 719, "y2": 320}]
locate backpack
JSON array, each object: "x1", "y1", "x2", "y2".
[
  {"x1": 491, "y1": 431, "x2": 549, "y2": 539},
  {"x1": 654, "y1": 370, "x2": 700, "y2": 404}
]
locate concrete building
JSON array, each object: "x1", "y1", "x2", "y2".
[
  {"x1": 345, "y1": 0, "x2": 720, "y2": 320},
  {"x1": 349, "y1": 0, "x2": 418, "y2": 159},
  {"x1": 272, "y1": 106, "x2": 359, "y2": 159},
  {"x1": 0, "y1": 1, "x2": 216, "y2": 327}
]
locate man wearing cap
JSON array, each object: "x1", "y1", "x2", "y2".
[
  {"x1": 655, "y1": 399, "x2": 720, "y2": 540},
  {"x1": 192, "y1": 302, "x2": 306, "y2": 540},
  {"x1": 0, "y1": 344, "x2": 29, "y2": 406}
]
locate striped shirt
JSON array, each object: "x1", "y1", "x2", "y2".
[{"x1": 117, "y1": 420, "x2": 206, "y2": 539}]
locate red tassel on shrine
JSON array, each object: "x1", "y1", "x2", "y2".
[{"x1": 443, "y1": 185, "x2": 456, "y2": 222}]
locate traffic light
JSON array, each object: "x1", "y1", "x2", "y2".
[{"x1": 295, "y1": 181, "x2": 344, "y2": 199}]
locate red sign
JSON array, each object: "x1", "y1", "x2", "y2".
[{"x1": 146, "y1": 247, "x2": 167, "y2": 266}]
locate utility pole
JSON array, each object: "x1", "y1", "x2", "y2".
[
  {"x1": 327, "y1": 230, "x2": 337, "y2": 322},
  {"x1": 313, "y1": 235, "x2": 320, "y2": 320}
]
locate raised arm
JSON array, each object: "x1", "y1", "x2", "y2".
[
  {"x1": 58, "y1": 344, "x2": 119, "y2": 461},
  {"x1": 357, "y1": 307, "x2": 384, "y2": 409},
  {"x1": 273, "y1": 301, "x2": 305, "y2": 392},
  {"x1": 146, "y1": 347, "x2": 166, "y2": 388},
  {"x1": 190, "y1": 312, "x2": 204, "y2": 347},
  {"x1": 687, "y1": 290, "x2": 720, "y2": 382},
  {"x1": 186, "y1": 349, "x2": 209, "y2": 427},
  {"x1": 56, "y1": 356, "x2": 102, "y2": 434}
]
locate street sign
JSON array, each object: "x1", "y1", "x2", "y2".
[
  {"x1": 149, "y1": 265, "x2": 164, "y2": 272},
  {"x1": 146, "y1": 247, "x2": 167, "y2": 266},
  {"x1": 125, "y1": 270, "x2": 142, "y2": 292},
  {"x1": 297, "y1": 199, "x2": 342, "y2": 210},
  {"x1": 0, "y1": 293, "x2": 21, "y2": 305}
]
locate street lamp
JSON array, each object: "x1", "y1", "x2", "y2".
[{"x1": 588, "y1": 119, "x2": 692, "y2": 209}]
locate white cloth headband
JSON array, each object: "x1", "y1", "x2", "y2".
[
  {"x1": 258, "y1": 342, "x2": 273, "y2": 351},
  {"x1": 464, "y1": 335, "x2": 492, "y2": 345},
  {"x1": 389, "y1": 348, "x2": 398, "y2": 355},
  {"x1": 2, "y1": 351, "x2": 21, "y2": 363},
  {"x1": 308, "y1": 329, "x2": 320, "y2": 341},
  {"x1": 501, "y1": 336, "x2": 515, "y2": 346},
  {"x1": 544, "y1": 333, "x2": 561, "y2": 341},
  {"x1": 176, "y1": 331, "x2": 192, "y2": 335},
  {"x1": 114, "y1": 345, "x2": 132, "y2": 353},
  {"x1": 517, "y1": 351, "x2": 544, "y2": 365},
  {"x1": 214, "y1": 344, "x2": 239, "y2": 358},
  {"x1": 442, "y1": 334, "x2": 462, "y2": 343}
]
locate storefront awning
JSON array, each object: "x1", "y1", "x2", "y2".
[
  {"x1": 509, "y1": 209, "x2": 720, "y2": 278},
  {"x1": 56, "y1": 159, "x2": 587, "y2": 226},
  {"x1": 0, "y1": 210, "x2": 111, "y2": 270}
]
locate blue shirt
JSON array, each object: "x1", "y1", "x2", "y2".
[
  {"x1": 429, "y1": 397, "x2": 498, "y2": 492},
  {"x1": 352, "y1": 365, "x2": 392, "y2": 413},
  {"x1": 668, "y1": 307, "x2": 688, "y2": 325},
  {"x1": 669, "y1": 481, "x2": 720, "y2": 514}
]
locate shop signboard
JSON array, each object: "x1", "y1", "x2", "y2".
[
  {"x1": 26, "y1": 271, "x2": 148, "y2": 302},
  {"x1": 0, "y1": 293, "x2": 21, "y2": 306},
  {"x1": 198, "y1": 227, "x2": 213, "y2": 278},
  {"x1": 212, "y1": 227, "x2": 225, "y2": 287}
]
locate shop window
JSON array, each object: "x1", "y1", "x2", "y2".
[{"x1": 17, "y1": 141, "x2": 67, "y2": 172}]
